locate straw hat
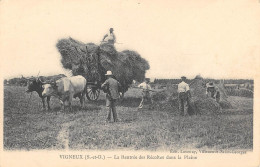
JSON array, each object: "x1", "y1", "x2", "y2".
[
  {"x1": 105, "y1": 71, "x2": 113, "y2": 76},
  {"x1": 145, "y1": 78, "x2": 150, "y2": 82},
  {"x1": 207, "y1": 82, "x2": 215, "y2": 87}
]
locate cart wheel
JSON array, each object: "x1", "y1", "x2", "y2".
[{"x1": 86, "y1": 87, "x2": 100, "y2": 101}]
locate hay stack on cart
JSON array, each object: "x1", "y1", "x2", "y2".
[{"x1": 56, "y1": 37, "x2": 150, "y2": 100}]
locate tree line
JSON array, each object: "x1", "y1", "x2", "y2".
[
  {"x1": 4, "y1": 76, "x2": 253, "y2": 86},
  {"x1": 4, "y1": 74, "x2": 66, "y2": 86},
  {"x1": 153, "y1": 78, "x2": 253, "y2": 85}
]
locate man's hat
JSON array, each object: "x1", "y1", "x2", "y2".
[
  {"x1": 145, "y1": 78, "x2": 150, "y2": 82},
  {"x1": 208, "y1": 82, "x2": 214, "y2": 87},
  {"x1": 105, "y1": 71, "x2": 113, "y2": 76}
]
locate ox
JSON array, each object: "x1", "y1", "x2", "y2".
[
  {"x1": 42, "y1": 75, "x2": 87, "y2": 111},
  {"x1": 26, "y1": 78, "x2": 51, "y2": 111}
]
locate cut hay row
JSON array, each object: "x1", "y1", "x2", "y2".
[{"x1": 225, "y1": 87, "x2": 253, "y2": 98}]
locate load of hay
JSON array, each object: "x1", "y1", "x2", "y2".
[{"x1": 56, "y1": 37, "x2": 150, "y2": 92}]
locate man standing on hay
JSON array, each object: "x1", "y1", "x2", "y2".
[
  {"x1": 101, "y1": 71, "x2": 122, "y2": 122},
  {"x1": 178, "y1": 76, "x2": 191, "y2": 116},
  {"x1": 138, "y1": 78, "x2": 154, "y2": 109},
  {"x1": 102, "y1": 28, "x2": 116, "y2": 45},
  {"x1": 206, "y1": 82, "x2": 220, "y2": 103}
]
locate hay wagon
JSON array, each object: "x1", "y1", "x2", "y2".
[
  {"x1": 73, "y1": 44, "x2": 130, "y2": 101},
  {"x1": 69, "y1": 44, "x2": 124, "y2": 101},
  {"x1": 58, "y1": 38, "x2": 148, "y2": 101},
  {"x1": 82, "y1": 54, "x2": 126, "y2": 101},
  {"x1": 80, "y1": 48, "x2": 106, "y2": 101}
]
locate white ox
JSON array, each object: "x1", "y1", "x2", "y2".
[{"x1": 42, "y1": 75, "x2": 87, "y2": 111}]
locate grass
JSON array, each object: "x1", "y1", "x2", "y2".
[{"x1": 4, "y1": 86, "x2": 253, "y2": 151}]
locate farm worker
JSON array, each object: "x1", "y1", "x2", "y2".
[
  {"x1": 102, "y1": 28, "x2": 116, "y2": 45},
  {"x1": 206, "y1": 82, "x2": 220, "y2": 103},
  {"x1": 178, "y1": 76, "x2": 191, "y2": 116},
  {"x1": 101, "y1": 71, "x2": 122, "y2": 122},
  {"x1": 138, "y1": 78, "x2": 154, "y2": 109}
]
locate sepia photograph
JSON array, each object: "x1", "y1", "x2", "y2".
[{"x1": 0, "y1": 0, "x2": 259, "y2": 167}]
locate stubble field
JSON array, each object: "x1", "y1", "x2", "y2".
[{"x1": 4, "y1": 86, "x2": 253, "y2": 151}]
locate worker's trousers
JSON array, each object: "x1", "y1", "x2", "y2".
[
  {"x1": 139, "y1": 91, "x2": 153, "y2": 109},
  {"x1": 106, "y1": 97, "x2": 118, "y2": 122},
  {"x1": 178, "y1": 92, "x2": 189, "y2": 116}
]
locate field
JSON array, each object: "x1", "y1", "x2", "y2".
[{"x1": 4, "y1": 86, "x2": 253, "y2": 151}]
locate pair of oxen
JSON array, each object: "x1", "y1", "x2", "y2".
[{"x1": 26, "y1": 76, "x2": 86, "y2": 111}]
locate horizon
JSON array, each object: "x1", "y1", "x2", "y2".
[{"x1": 3, "y1": 72, "x2": 255, "y2": 81}]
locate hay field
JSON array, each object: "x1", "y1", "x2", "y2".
[{"x1": 4, "y1": 86, "x2": 253, "y2": 151}]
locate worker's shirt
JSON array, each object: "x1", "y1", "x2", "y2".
[
  {"x1": 101, "y1": 78, "x2": 121, "y2": 100},
  {"x1": 138, "y1": 82, "x2": 152, "y2": 92},
  {"x1": 206, "y1": 85, "x2": 219, "y2": 94},
  {"x1": 178, "y1": 81, "x2": 190, "y2": 93},
  {"x1": 138, "y1": 82, "x2": 152, "y2": 97},
  {"x1": 104, "y1": 32, "x2": 116, "y2": 43}
]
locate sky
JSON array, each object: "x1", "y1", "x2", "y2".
[{"x1": 1, "y1": 0, "x2": 260, "y2": 80}]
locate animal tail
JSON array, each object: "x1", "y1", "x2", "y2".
[{"x1": 84, "y1": 82, "x2": 88, "y2": 96}]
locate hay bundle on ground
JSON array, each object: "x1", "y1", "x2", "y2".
[
  {"x1": 188, "y1": 78, "x2": 218, "y2": 114},
  {"x1": 56, "y1": 37, "x2": 150, "y2": 92},
  {"x1": 151, "y1": 90, "x2": 168, "y2": 102},
  {"x1": 189, "y1": 78, "x2": 207, "y2": 99},
  {"x1": 189, "y1": 77, "x2": 232, "y2": 114},
  {"x1": 218, "y1": 100, "x2": 233, "y2": 109},
  {"x1": 216, "y1": 83, "x2": 228, "y2": 99},
  {"x1": 215, "y1": 83, "x2": 232, "y2": 109},
  {"x1": 208, "y1": 83, "x2": 232, "y2": 109},
  {"x1": 189, "y1": 98, "x2": 220, "y2": 115},
  {"x1": 151, "y1": 89, "x2": 179, "y2": 112},
  {"x1": 151, "y1": 92, "x2": 179, "y2": 112}
]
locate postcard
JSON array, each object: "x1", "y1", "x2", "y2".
[{"x1": 1, "y1": 0, "x2": 259, "y2": 166}]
